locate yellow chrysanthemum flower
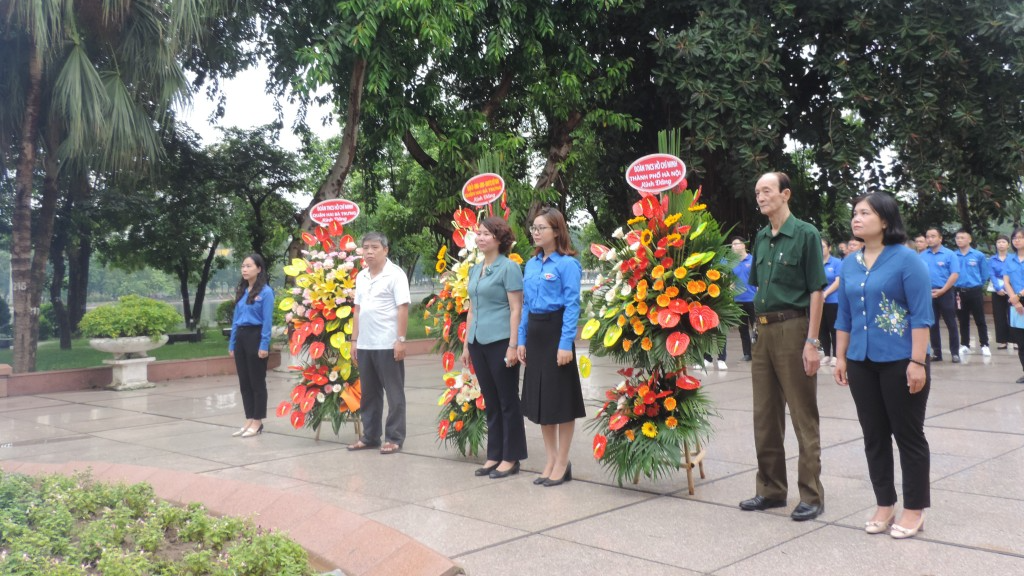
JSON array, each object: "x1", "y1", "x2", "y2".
[
  {"x1": 437, "y1": 246, "x2": 448, "y2": 260},
  {"x1": 627, "y1": 215, "x2": 647, "y2": 226},
  {"x1": 651, "y1": 265, "x2": 665, "y2": 279},
  {"x1": 642, "y1": 422, "x2": 658, "y2": 438},
  {"x1": 663, "y1": 213, "x2": 682, "y2": 226},
  {"x1": 708, "y1": 283, "x2": 721, "y2": 298}
]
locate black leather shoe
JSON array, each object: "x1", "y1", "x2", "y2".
[
  {"x1": 543, "y1": 463, "x2": 572, "y2": 487},
  {"x1": 489, "y1": 461, "x2": 520, "y2": 479},
  {"x1": 474, "y1": 463, "x2": 499, "y2": 477},
  {"x1": 930, "y1": 355, "x2": 943, "y2": 362},
  {"x1": 739, "y1": 495, "x2": 787, "y2": 511},
  {"x1": 790, "y1": 502, "x2": 824, "y2": 521},
  {"x1": 532, "y1": 476, "x2": 548, "y2": 485},
  {"x1": 742, "y1": 355, "x2": 752, "y2": 361},
  {"x1": 1015, "y1": 375, "x2": 1024, "y2": 384}
]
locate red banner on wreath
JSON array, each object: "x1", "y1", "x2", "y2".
[
  {"x1": 310, "y1": 199, "x2": 360, "y2": 225},
  {"x1": 625, "y1": 154, "x2": 687, "y2": 194},
  {"x1": 461, "y1": 173, "x2": 505, "y2": 206}
]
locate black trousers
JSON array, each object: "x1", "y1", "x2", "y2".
[
  {"x1": 233, "y1": 326, "x2": 268, "y2": 419},
  {"x1": 820, "y1": 302, "x2": 838, "y2": 356},
  {"x1": 992, "y1": 293, "x2": 1010, "y2": 345},
  {"x1": 467, "y1": 338, "x2": 528, "y2": 462},
  {"x1": 846, "y1": 358, "x2": 930, "y2": 509},
  {"x1": 955, "y1": 287, "x2": 989, "y2": 348},
  {"x1": 736, "y1": 301, "x2": 756, "y2": 357},
  {"x1": 930, "y1": 290, "x2": 960, "y2": 358},
  {"x1": 1010, "y1": 327, "x2": 1024, "y2": 372}
]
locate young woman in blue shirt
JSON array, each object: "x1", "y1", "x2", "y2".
[
  {"x1": 988, "y1": 234, "x2": 1011, "y2": 350},
  {"x1": 461, "y1": 217, "x2": 527, "y2": 478},
  {"x1": 820, "y1": 237, "x2": 842, "y2": 364},
  {"x1": 834, "y1": 193, "x2": 933, "y2": 539},
  {"x1": 228, "y1": 254, "x2": 275, "y2": 438},
  {"x1": 516, "y1": 207, "x2": 585, "y2": 487},
  {"x1": 1000, "y1": 228, "x2": 1024, "y2": 382}
]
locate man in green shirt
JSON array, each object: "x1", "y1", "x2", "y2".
[{"x1": 740, "y1": 171, "x2": 827, "y2": 521}]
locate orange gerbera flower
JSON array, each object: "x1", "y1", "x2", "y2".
[
  {"x1": 631, "y1": 320, "x2": 644, "y2": 335},
  {"x1": 637, "y1": 385, "x2": 650, "y2": 397},
  {"x1": 666, "y1": 286, "x2": 680, "y2": 297},
  {"x1": 651, "y1": 265, "x2": 665, "y2": 279},
  {"x1": 637, "y1": 301, "x2": 649, "y2": 315},
  {"x1": 664, "y1": 397, "x2": 677, "y2": 411},
  {"x1": 706, "y1": 269, "x2": 721, "y2": 281},
  {"x1": 625, "y1": 303, "x2": 636, "y2": 316},
  {"x1": 617, "y1": 315, "x2": 627, "y2": 327},
  {"x1": 641, "y1": 337, "x2": 653, "y2": 351},
  {"x1": 657, "y1": 294, "x2": 671, "y2": 307},
  {"x1": 673, "y1": 266, "x2": 688, "y2": 279},
  {"x1": 708, "y1": 283, "x2": 721, "y2": 298},
  {"x1": 622, "y1": 339, "x2": 633, "y2": 351},
  {"x1": 665, "y1": 416, "x2": 678, "y2": 429},
  {"x1": 687, "y1": 279, "x2": 706, "y2": 295},
  {"x1": 636, "y1": 279, "x2": 648, "y2": 300},
  {"x1": 652, "y1": 279, "x2": 665, "y2": 291},
  {"x1": 625, "y1": 429, "x2": 635, "y2": 441}
]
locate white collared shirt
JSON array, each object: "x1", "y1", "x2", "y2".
[{"x1": 354, "y1": 259, "x2": 411, "y2": 350}]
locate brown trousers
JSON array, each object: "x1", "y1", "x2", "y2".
[{"x1": 750, "y1": 315, "x2": 824, "y2": 505}]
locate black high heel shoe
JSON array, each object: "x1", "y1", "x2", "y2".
[
  {"x1": 543, "y1": 462, "x2": 572, "y2": 487},
  {"x1": 474, "y1": 462, "x2": 499, "y2": 477},
  {"x1": 489, "y1": 461, "x2": 520, "y2": 479},
  {"x1": 532, "y1": 476, "x2": 548, "y2": 485}
]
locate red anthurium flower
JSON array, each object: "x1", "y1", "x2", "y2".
[
  {"x1": 276, "y1": 401, "x2": 292, "y2": 417},
  {"x1": 322, "y1": 307, "x2": 337, "y2": 320},
  {"x1": 443, "y1": 388, "x2": 457, "y2": 404},
  {"x1": 605, "y1": 389, "x2": 619, "y2": 401},
  {"x1": 315, "y1": 228, "x2": 334, "y2": 251},
  {"x1": 608, "y1": 412, "x2": 629, "y2": 431},
  {"x1": 593, "y1": 434, "x2": 607, "y2": 459},
  {"x1": 453, "y1": 207, "x2": 477, "y2": 228},
  {"x1": 311, "y1": 317, "x2": 325, "y2": 336},
  {"x1": 290, "y1": 385, "x2": 308, "y2": 403},
  {"x1": 676, "y1": 178, "x2": 688, "y2": 193},
  {"x1": 290, "y1": 410, "x2": 306, "y2": 429},
  {"x1": 438, "y1": 420, "x2": 450, "y2": 439},
  {"x1": 475, "y1": 395, "x2": 486, "y2": 410},
  {"x1": 301, "y1": 232, "x2": 317, "y2": 246},
  {"x1": 309, "y1": 341, "x2": 326, "y2": 359},
  {"x1": 590, "y1": 243, "x2": 611, "y2": 259},
  {"x1": 677, "y1": 374, "x2": 701, "y2": 390},
  {"x1": 300, "y1": 394, "x2": 316, "y2": 414},
  {"x1": 339, "y1": 234, "x2": 354, "y2": 248},
  {"x1": 617, "y1": 368, "x2": 635, "y2": 377},
  {"x1": 328, "y1": 220, "x2": 344, "y2": 236},
  {"x1": 688, "y1": 303, "x2": 720, "y2": 333},
  {"x1": 298, "y1": 323, "x2": 313, "y2": 337},
  {"x1": 457, "y1": 321, "x2": 467, "y2": 342},
  {"x1": 657, "y1": 309, "x2": 681, "y2": 328},
  {"x1": 442, "y1": 352, "x2": 455, "y2": 371},
  {"x1": 624, "y1": 230, "x2": 642, "y2": 247},
  {"x1": 666, "y1": 331, "x2": 691, "y2": 356},
  {"x1": 452, "y1": 228, "x2": 467, "y2": 248},
  {"x1": 289, "y1": 336, "x2": 303, "y2": 356},
  {"x1": 668, "y1": 299, "x2": 688, "y2": 314}
]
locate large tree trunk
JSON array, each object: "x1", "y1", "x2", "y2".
[
  {"x1": 50, "y1": 204, "x2": 73, "y2": 350},
  {"x1": 288, "y1": 58, "x2": 368, "y2": 261},
  {"x1": 534, "y1": 111, "x2": 584, "y2": 211},
  {"x1": 176, "y1": 259, "x2": 193, "y2": 329},
  {"x1": 189, "y1": 237, "x2": 221, "y2": 330},
  {"x1": 12, "y1": 49, "x2": 43, "y2": 373},
  {"x1": 67, "y1": 172, "x2": 93, "y2": 331}
]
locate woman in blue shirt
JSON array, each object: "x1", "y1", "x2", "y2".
[
  {"x1": 834, "y1": 193, "x2": 933, "y2": 539},
  {"x1": 1000, "y1": 228, "x2": 1024, "y2": 382},
  {"x1": 228, "y1": 253, "x2": 275, "y2": 438},
  {"x1": 516, "y1": 207, "x2": 585, "y2": 487},
  {"x1": 461, "y1": 217, "x2": 527, "y2": 478},
  {"x1": 820, "y1": 237, "x2": 842, "y2": 364},
  {"x1": 989, "y1": 234, "x2": 1011, "y2": 350}
]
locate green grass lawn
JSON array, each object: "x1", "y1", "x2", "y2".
[{"x1": 0, "y1": 309, "x2": 433, "y2": 372}]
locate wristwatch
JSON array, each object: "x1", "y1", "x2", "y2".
[
  {"x1": 397, "y1": 336, "x2": 406, "y2": 343},
  {"x1": 805, "y1": 337, "x2": 822, "y2": 350}
]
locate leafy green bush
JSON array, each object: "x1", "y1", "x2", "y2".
[
  {"x1": 78, "y1": 295, "x2": 182, "y2": 338},
  {"x1": 216, "y1": 299, "x2": 235, "y2": 325},
  {"x1": 0, "y1": 471, "x2": 318, "y2": 575},
  {"x1": 38, "y1": 303, "x2": 57, "y2": 341}
]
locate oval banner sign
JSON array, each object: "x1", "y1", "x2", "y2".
[
  {"x1": 625, "y1": 153, "x2": 686, "y2": 194},
  {"x1": 462, "y1": 173, "x2": 506, "y2": 206},
  {"x1": 310, "y1": 199, "x2": 360, "y2": 225}
]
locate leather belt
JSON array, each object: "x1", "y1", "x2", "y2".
[{"x1": 756, "y1": 309, "x2": 806, "y2": 325}]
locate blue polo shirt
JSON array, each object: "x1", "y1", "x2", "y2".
[
  {"x1": 919, "y1": 245, "x2": 960, "y2": 289},
  {"x1": 823, "y1": 255, "x2": 841, "y2": 304},
  {"x1": 954, "y1": 247, "x2": 990, "y2": 288},
  {"x1": 836, "y1": 245, "x2": 933, "y2": 362},
  {"x1": 990, "y1": 253, "x2": 1009, "y2": 292},
  {"x1": 518, "y1": 251, "x2": 582, "y2": 350},
  {"x1": 1002, "y1": 254, "x2": 1024, "y2": 296},
  {"x1": 732, "y1": 253, "x2": 756, "y2": 302}
]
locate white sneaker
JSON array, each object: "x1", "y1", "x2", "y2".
[
  {"x1": 821, "y1": 355, "x2": 831, "y2": 365},
  {"x1": 717, "y1": 360, "x2": 728, "y2": 370},
  {"x1": 981, "y1": 345, "x2": 992, "y2": 357},
  {"x1": 959, "y1": 345, "x2": 971, "y2": 357}
]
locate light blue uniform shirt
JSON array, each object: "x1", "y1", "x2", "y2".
[
  {"x1": 466, "y1": 255, "x2": 524, "y2": 345},
  {"x1": 518, "y1": 251, "x2": 582, "y2": 351},
  {"x1": 823, "y1": 255, "x2": 841, "y2": 304},
  {"x1": 1001, "y1": 254, "x2": 1024, "y2": 296},
  {"x1": 989, "y1": 253, "x2": 1009, "y2": 292},
  {"x1": 229, "y1": 285, "x2": 275, "y2": 352},
  {"x1": 732, "y1": 254, "x2": 756, "y2": 302},
  {"x1": 954, "y1": 247, "x2": 990, "y2": 288},
  {"x1": 836, "y1": 245, "x2": 933, "y2": 362},
  {"x1": 919, "y1": 245, "x2": 960, "y2": 288}
]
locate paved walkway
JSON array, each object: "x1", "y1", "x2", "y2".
[{"x1": 2, "y1": 337, "x2": 1024, "y2": 575}]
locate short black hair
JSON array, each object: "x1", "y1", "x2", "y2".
[
  {"x1": 925, "y1": 227, "x2": 942, "y2": 237},
  {"x1": 996, "y1": 233, "x2": 1010, "y2": 243},
  {"x1": 728, "y1": 235, "x2": 747, "y2": 244},
  {"x1": 955, "y1": 228, "x2": 971, "y2": 237},
  {"x1": 851, "y1": 193, "x2": 909, "y2": 246}
]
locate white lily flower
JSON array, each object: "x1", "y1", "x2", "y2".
[
  {"x1": 612, "y1": 227, "x2": 625, "y2": 239},
  {"x1": 620, "y1": 283, "x2": 632, "y2": 297},
  {"x1": 605, "y1": 287, "x2": 618, "y2": 303},
  {"x1": 601, "y1": 249, "x2": 618, "y2": 261}
]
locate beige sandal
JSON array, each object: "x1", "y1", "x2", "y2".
[{"x1": 380, "y1": 442, "x2": 401, "y2": 455}]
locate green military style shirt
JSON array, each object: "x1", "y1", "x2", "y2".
[{"x1": 748, "y1": 214, "x2": 827, "y2": 314}]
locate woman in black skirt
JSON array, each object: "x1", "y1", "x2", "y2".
[{"x1": 516, "y1": 207, "x2": 585, "y2": 487}]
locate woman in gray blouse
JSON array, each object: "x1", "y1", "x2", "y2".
[{"x1": 461, "y1": 217, "x2": 527, "y2": 478}]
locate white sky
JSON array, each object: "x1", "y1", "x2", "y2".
[{"x1": 176, "y1": 61, "x2": 339, "y2": 152}]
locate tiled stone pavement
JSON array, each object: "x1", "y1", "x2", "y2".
[{"x1": 2, "y1": 336, "x2": 1023, "y2": 575}]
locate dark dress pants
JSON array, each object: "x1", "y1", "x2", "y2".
[
  {"x1": 846, "y1": 358, "x2": 931, "y2": 509},
  {"x1": 736, "y1": 301, "x2": 756, "y2": 357},
  {"x1": 357, "y1": 348, "x2": 406, "y2": 446},
  {"x1": 821, "y1": 302, "x2": 838, "y2": 357},
  {"x1": 467, "y1": 338, "x2": 528, "y2": 462},
  {"x1": 991, "y1": 292, "x2": 1010, "y2": 345},
  {"x1": 955, "y1": 287, "x2": 988, "y2": 348},
  {"x1": 233, "y1": 325, "x2": 268, "y2": 419},
  {"x1": 930, "y1": 290, "x2": 960, "y2": 358}
]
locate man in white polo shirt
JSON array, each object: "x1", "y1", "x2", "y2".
[{"x1": 349, "y1": 231, "x2": 411, "y2": 454}]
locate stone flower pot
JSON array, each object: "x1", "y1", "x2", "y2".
[{"x1": 88, "y1": 335, "x2": 169, "y2": 391}]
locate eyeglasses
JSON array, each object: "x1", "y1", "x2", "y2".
[{"x1": 529, "y1": 225, "x2": 551, "y2": 233}]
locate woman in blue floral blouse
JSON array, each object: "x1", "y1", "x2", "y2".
[{"x1": 834, "y1": 193, "x2": 934, "y2": 540}]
